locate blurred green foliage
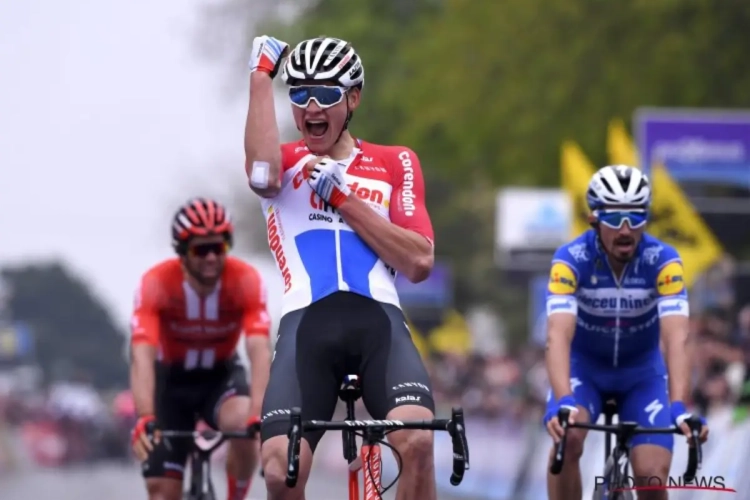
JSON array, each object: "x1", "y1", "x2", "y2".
[{"x1": 258, "y1": 0, "x2": 750, "y2": 345}]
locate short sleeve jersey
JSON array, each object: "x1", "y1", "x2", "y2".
[
  {"x1": 260, "y1": 139, "x2": 434, "y2": 315},
  {"x1": 130, "y1": 257, "x2": 270, "y2": 370},
  {"x1": 545, "y1": 230, "x2": 689, "y2": 367}
]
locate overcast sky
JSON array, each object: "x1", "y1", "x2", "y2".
[{"x1": 0, "y1": 0, "x2": 290, "y2": 328}]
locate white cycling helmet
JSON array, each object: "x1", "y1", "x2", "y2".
[
  {"x1": 586, "y1": 165, "x2": 651, "y2": 210},
  {"x1": 281, "y1": 37, "x2": 365, "y2": 88}
]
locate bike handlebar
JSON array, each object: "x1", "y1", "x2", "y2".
[
  {"x1": 549, "y1": 408, "x2": 703, "y2": 481},
  {"x1": 150, "y1": 423, "x2": 260, "y2": 454},
  {"x1": 284, "y1": 407, "x2": 470, "y2": 488}
]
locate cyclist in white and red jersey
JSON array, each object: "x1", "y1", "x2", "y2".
[{"x1": 244, "y1": 36, "x2": 438, "y2": 499}]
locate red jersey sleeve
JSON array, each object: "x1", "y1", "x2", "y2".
[
  {"x1": 130, "y1": 270, "x2": 162, "y2": 347},
  {"x1": 240, "y1": 265, "x2": 271, "y2": 337},
  {"x1": 388, "y1": 147, "x2": 434, "y2": 243}
]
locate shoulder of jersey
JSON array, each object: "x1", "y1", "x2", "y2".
[
  {"x1": 360, "y1": 141, "x2": 415, "y2": 158},
  {"x1": 224, "y1": 256, "x2": 262, "y2": 287},
  {"x1": 281, "y1": 140, "x2": 311, "y2": 166},
  {"x1": 553, "y1": 230, "x2": 596, "y2": 265},
  {"x1": 142, "y1": 258, "x2": 182, "y2": 282},
  {"x1": 638, "y1": 233, "x2": 681, "y2": 267}
]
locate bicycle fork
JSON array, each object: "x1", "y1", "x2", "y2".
[{"x1": 343, "y1": 397, "x2": 383, "y2": 500}]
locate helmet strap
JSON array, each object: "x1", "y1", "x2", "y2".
[{"x1": 333, "y1": 96, "x2": 353, "y2": 144}]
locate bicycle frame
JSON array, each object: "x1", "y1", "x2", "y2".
[{"x1": 343, "y1": 389, "x2": 384, "y2": 500}]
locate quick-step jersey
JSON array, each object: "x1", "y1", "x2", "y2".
[{"x1": 545, "y1": 230, "x2": 689, "y2": 369}]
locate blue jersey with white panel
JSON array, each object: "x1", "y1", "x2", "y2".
[
  {"x1": 546, "y1": 229, "x2": 689, "y2": 370},
  {"x1": 544, "y1": 230, "x2": 689, "y2": 449}
]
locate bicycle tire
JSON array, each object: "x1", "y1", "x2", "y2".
[{"x1": 592, "y1": 455, "x2": 617, "y2": 500}]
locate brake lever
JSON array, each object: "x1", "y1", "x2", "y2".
[
  {"x1": 285, "y1": 407, "x2": 302, "y2": 488},
  {"x1": 549, "y1": 408, "x2": 571, "y2": 475},
  {"x1": 682, "y1": 416, "x2": 703, "y2": 482},
  {"x1": 449, "y1": 407, "x2": 469, "y2": 486}
]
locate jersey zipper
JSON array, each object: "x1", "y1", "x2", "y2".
[{"x1": 606, "y1": 261, "x2": 628, "y2": 368}]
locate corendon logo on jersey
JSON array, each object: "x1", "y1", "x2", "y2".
[
  {"x1": 308, "y1": 181, "x2": 388, "y2": 211},
  {"x1": 266, "y1": 209, "x2": 292, "y2": 292},
  {"x1": 398, "y1": 151, "x2": 416, "y2": 216}
]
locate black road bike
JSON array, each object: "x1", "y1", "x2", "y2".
[
  {"x1": 550, "y1": 400, "x2": 703, "y2": 500},
  {"x1": 159, "y1": 423, "x2": 260, "y2": 500},
  {"x1": 285, "y1": 374, "x2": 470, "y2": 500}
]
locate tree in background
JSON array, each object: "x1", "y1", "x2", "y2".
[
  {"x1": 205, "y1": 0, "x2": 750, "y2": 345},
  {"x1": 1, "y1": 263, "x2": 127, "y2": 389}
]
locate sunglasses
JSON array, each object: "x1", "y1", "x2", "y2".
[
  {"x1": 188, "y1": 242, "x2": 228, "y2": 258},
  {"x1": 288, "y1": 86, "x2": 347, "y2": 109},
  {"x1": 596, "y1": 210, "x2": 648, "y2": 229}
]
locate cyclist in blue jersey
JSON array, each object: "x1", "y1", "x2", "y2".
[{"x1": 543, "y1": 165, "x2": 709, "y2": 500}]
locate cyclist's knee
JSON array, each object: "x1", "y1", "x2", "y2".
[
  {"x1": 261, "y1": 435, "x2": 310, "y2": 496},
  {"x1": 631, "y1": 445, "x2": 670, "y2": 482},
  {"x1": 146, "y1": 478, "x2": 182, "y2": 500},
  {"x1": 390, "y1": 429, "x2": 434, "y2": 469},
  {"x1": 217, "y1": 396, "x2": 251, "y2": 432},
  {"x1": 560, "y1": 428, "x2": 587, "y2": 461}
]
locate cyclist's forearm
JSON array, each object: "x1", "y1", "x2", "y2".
[
  {"x1": 338, "y1": 196, "x2": 433, "y2": 283},
  {"x1": 664, "y1": 329, "x2": 691, "y2": 402},
  {"x1": 245, "y1": 72, "x2": 282, "y2": 197},
  {"x1": 546, "y1": 331, "x2": 573, "y2": 400},
  {"x1": 130, "y1": 344, "x2": 157, "y2": 417},
  {"x1": 246, "y1": 338, "x2": 271, "y2": 416}
]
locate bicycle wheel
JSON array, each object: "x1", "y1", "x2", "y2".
[{"x1": 592, "y1": 455, "x2": 616, "y2": 500}]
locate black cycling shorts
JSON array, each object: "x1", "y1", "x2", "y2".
[
  {"x1": 141, "y1": 357, "x2": 249, "y2": 479},
  {"x1": 260, "y1": 291, "x2": 434, "y2": 451}
]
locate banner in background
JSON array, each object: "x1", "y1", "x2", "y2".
[
  {"x1": 635, "y1": 108, "x2": 750, "y2": 192},
  {"x1": 528, "y1": 274, "x2": 548, "y2": 347},
  {"x1": 608, "y1": 119, "x2": 724, "y2": 287},
  {"x1": 495, "y1": 187, "x2": 571, "y2": 252},
  {"x1": 395, "y1": 261, "x2": 452, "y2": 307}
]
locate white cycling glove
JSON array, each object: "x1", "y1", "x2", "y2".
[
  {"x1": 307, "y1": 158, "x2": 351, "y2": 208},
  {"x1": 248, "y1": 36, "x2": 289, "y2": 78}
]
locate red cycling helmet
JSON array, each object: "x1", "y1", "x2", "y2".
[{"x1": 171, "y1": 197, "x2": 234, "y2": 254}]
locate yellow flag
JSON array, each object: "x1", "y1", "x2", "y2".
[
  {"x1": 428, "y1": 310, "x2": 472, "y2": 355},
  {"x1": 405, "y1": 318, "x2": 429, "y2": 359},
  {"x1": 647, "y1": 164, "x2": 723, "y2": 287},
  {"x1": 607, "y1": 119, "x2": 638, "y2": 166},
  {"x1": 561, "y1": 141, "x2": 596, "y2": 238},
  {"x1": 605, "y1": 119, "x2": 724, "y2": 287}
]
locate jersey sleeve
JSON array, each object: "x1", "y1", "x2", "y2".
[
  {"x1": 130, "y1": 271, "x2": 162, "y2": 346},
  {"x1": 545, "y1": 246, "x2": 580, "y2": 317},
  {"x1": 240, "y1": 265, "x2": 271, "y2": 337},
  {"x1": 653, "y1": 245, "x2": 689, "y2": 318},
  {"x1": 388, "y1": 147, "x2": 435, "y2": 244}
]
